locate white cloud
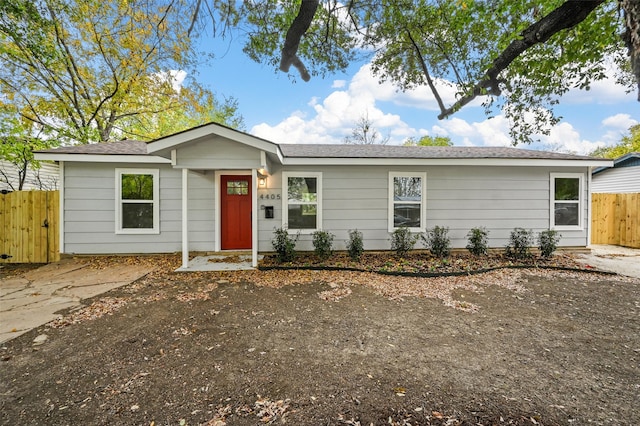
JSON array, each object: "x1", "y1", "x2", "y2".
[
  {"x1": 537, "y1": 122, "x2": 604, "y2": 155},
  {"x1": 251, "y1": 63, "x2": 488, "y2": 145},
  {"x1": 252, "y1": 65, "x2": 418, "y2": 144},
  {"x1": 348, "y1": 64, "x2": 473, "y2": 111},
  {"x1": 436, "y1": 116, "x2": 511, "y2": 147},
  {"x1": 561, "y1": 57, "x2": 636, "y2": 105},
  {"x1": 250, "y1": 59, "x2": 634, "y2": 155},
  {"x1": 563, "y1": 78, "x2": 634, "y2": 105},
  {"x1": 602, "y1": 113, "x2": 638, "y2": 130},
  {"x1": 156, "y1": 70, "x2": 187, "y2": 93},
  {"x1": 252, "y1": 114, "x2": 337, "y2": 145}
]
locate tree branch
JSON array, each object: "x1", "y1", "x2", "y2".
[
  {"x1": 279, "y1": 0, "x2": 319, "y2": 82},
  {"x1": 405, "y1": 29, "x2": 447, "y2": 115},
  {"x1": 438, "y1": 0, "x2": 605, "y2": 120},
  {"x1": 621, "y1": 0, "x2": 640, "y2": 100},
  {"x1": 188, "y1": 0, "x2": 202, "y2": 36}
]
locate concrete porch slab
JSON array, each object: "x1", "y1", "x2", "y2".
[{"x1": 176, "y1": 254, "x2": 263, "y2": 272}]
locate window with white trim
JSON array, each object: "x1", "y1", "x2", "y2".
[
  {"x1": 389, "y1": 172, "x2": 426, "y2": 232},
  {"x1": 116, "y1": 168, "x2": 160, "y2": 234},
  {"x1": 550, "y1": 173, "x2": 583, "y2": 230},
  {"x1": 282, "y1": 172, "x2": 322, "y2": 232}
]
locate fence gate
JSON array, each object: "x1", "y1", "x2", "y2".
[
  {"x1": 591, "y1": 192, "x2": 640, "y2": 249},
  {"x1": 0, "y1": 190, "x2": 59, "y2": 263}
]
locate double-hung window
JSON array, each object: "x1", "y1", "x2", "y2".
[
  {"x1": 389, "y1": 172, "x2": 426, "y2": 232},
  {"x1": 282, "y1": 172, "x2": 322, "y2": 232},
  {"x1": 550, "y1": 173, "x2": 583, "y2": 230},
  {"x1": 116, "y1": 168, "x2": 159, "y2": 234}
]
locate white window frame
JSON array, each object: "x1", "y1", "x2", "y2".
[
  {"x1": 115, "y1": 168, "x2": 160, "y2": 234},
  {"x1": 388, "y1": 171, "x2": 427, "y2": 233},
  {"x1": 282, "y1": 171, "x2": 322, "y2": 234},
  {"x1": 550, "y1": 172, "x2": 583, "y2": 231}
]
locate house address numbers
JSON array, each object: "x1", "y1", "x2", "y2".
[{"x1": 259, "y1": 192, "x2": 281, "y2": 200}]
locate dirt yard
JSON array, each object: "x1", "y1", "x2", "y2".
[{"x1": 1, "y1": 256, "x2": 639, "y2": 425}]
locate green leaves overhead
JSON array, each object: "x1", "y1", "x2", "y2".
[
  {"x1": 361, "y1": 0, "x2": 627, "y2": 144},
  {"x1": 591, "y1": 124, "x2": 640, "y2": 158},
  {"x1": 230, "y1": 0, "x2": 632, "y2": 145},
  {"x1": 1, "y1": 0, "x2": 635, "y2": 147},
  {"x1": 241, "y1": 0, "x2": 359, "y2": 81},
  {"x1": 0, "y1": 0, "x2": 240, "y2": 145}
]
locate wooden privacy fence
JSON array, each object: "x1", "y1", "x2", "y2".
[
  {"x1": 591, "y1": 193, "x2": 640, "y2": 248},
  {"x1": 0, "y1": 190, "x2": 59, "y2": 263}
]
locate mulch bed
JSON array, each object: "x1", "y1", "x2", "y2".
[{"x1": 259, "y1": 251, "x2": 599, "y2": 276}]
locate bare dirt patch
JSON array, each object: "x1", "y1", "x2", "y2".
[{"x1": 1, "y1": 255, "x2": 639, "y2": 425}]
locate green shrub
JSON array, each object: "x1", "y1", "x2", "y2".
[
  {"x1": 312, "y1": 230, "x2": 335, "y2": 261},
  {"x1": 466, "y1": 227, "x2": 489, "y2": 256},
  {"x1": 505, "y1": 227, "x2": 534, "y2": 259},
  {"x1": 422, "y1": 225, "x2": 451, "y2": 258},
  {"x1": 538, "y1": 229, "x2": 561, "y2": 258},
  {"x1": 346, "y1": 229, "x2": 364, "y2": 261},
  {"x1": 271, "y1": 227, "x2": 299, "y2": 263},
  {"x1": 390, "y1": 226, "x2": 418, "y2": 257}
]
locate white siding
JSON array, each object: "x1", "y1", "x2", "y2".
[
  {"x1": 63, "y1": 162, "x2": 591, "y2": 255},
  {"x1": 1, "y1": 160, "x2": 59, "y2": 191},
  {"x1": 63, "y1": 163, "x2": 215, "y2": 254},
  {"x1": 592, "y1": 166, "x2": 640, "y2": 193},
  {"x1": 257, "y1": 165, "x2": 591, "y2": 251},
  {"x1": 175, "y1": 136, "x2": 263, "y2": 170}
]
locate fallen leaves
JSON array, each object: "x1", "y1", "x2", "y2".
[
  {"x1": 208, "y1": 255, "x2": 242, "y2": 264},
  {"x1": 44, "y1": 253, "x2": 638, "y2": 332},
  {"x1": 261, "y1": 251, "x2": 590, "y2": 276},
  {"x1": 254, "y1": 395, "x2": 291, "y2": 423},
  {"x1": 172, "y1": 327, "x2": 194, "y2": 336},
  {"x1": 201, "y1": 405, "x2": 231, "y2": 425},
  {"x1": 49, "y1": 297, "x2": 128, "y2": 328},
  {"x1": 175, "y1": 291, "x2": 211, "y2": 302},
  {"x1": 201, "y1": 397, "x2": 290, "y2": 425},
  {"x1": 393, "y1": 386, "x2": 406, "y2": 397},
  {"x1": 217, "y1": 268, "x2": 523, "y2": 312},
  {"x1": 319, "y1": 284, "x2": 353, "y2": 301}
]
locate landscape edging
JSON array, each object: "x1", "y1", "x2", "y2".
[{"x1": 257, "y1": 264, "x2": 618, "y2": 278}]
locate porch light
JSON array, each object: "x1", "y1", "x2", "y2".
[{"x1": 258, "y1": 177, "x2": 267, "y2": 188}]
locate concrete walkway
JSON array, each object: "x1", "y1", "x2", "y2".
[
  {"x1": 176, "y1": 254, "x2": 263, "y2": 272},
  {"x1": 575, "y1": 245, "x2": 640, "y2": 279},
  {"x1": 0, "y1": 259, "x2": 153, "y2": 344}
]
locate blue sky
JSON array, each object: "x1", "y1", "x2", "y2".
[{"x1": 195, "y1": 37, "x2": 639, "y2": 155}]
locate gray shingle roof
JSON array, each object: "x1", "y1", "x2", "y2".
[
  {"x1": 40, "y1": 140, "x2": 148, "y2": 155},
  {"x1": 278, "y1": 144, "x2": 598, "y2": 160},
  {"x1": 39, "y1": 139, "x2": 602, "y2": 162}
]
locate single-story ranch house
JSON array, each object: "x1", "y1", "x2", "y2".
[{"x1": 35, "y1": 122, "x2": 613, "y2": 268}]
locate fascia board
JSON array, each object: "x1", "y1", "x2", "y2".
[
  {"x1": 280, "y1": 157, "x2": 614, "y2": 168},
  {"x1": 34, "y1": 153, "x2": 171, "y2": 164},
  {"x1": 146, "y1": 123, "x2": 279, "y2": 154}
]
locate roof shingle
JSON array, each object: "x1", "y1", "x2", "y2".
[
  {"x1": 38, "y1": 139, "x2": 602, "y2": 162},
  {"x1": 41, "y1": 140, "x2": 148, "y2": 155},
  {"x1": 277, "y1": 144, "x2": 597, "y2": 160}
]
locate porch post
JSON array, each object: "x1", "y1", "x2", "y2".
[
  {"x1": 252, "y1": 168, "x2": 258, "y2": 267},
  {"x1": 182, "y1": 168, "x2": 189, "y2": 269}
]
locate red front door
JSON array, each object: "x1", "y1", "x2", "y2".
[{"x1": 221, "y1": 175, "x2": 252, "y2": 250}]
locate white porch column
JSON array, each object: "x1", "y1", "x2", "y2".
[
  {"x1": 252, "y1": 168, "x2": 258, "y2": 267},
  {"x1": 182, "y1": 168, "x2": 189, "y2": 269}
]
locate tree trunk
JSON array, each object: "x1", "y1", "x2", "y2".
[{"x1": 621, "y1": 0, "x2": 640, "y2": 100}]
